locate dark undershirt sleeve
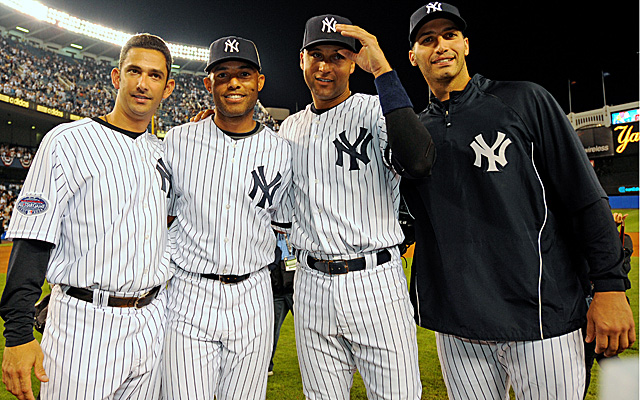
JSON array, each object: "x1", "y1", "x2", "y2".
[
  {"x1": 573, "y1": 198, "x2": 627, "y2": 292},
  {"x1": 0, "y1": 239, "x2": 53, "y2": 347},
  {"x1": 374, "y1": 70, "x2": 436, "y2": 179}
]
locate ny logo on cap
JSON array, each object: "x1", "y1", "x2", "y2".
[
  {"x1": 322, "y1": 17, "x2": 337, "y2": 33},
  {"x1": 425, "y1": 2, "x2": 443, "y2": 14},
  {"x1": 224, "y1": 39, "x2": 240, "y2": 53}
]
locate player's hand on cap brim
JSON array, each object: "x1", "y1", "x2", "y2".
[
  {"x1": 2, "y1": 339, "x2": 48, "y2": 400},
  {"x1": 335, "y1": 24, "x2": 392, "y2": 78}
]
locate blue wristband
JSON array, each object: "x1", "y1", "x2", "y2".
[{"x1": 374, "y1": 70, "x2": 413, "y2": 115}]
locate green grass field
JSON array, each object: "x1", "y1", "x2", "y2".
[{"x1": 0, "y1": 209, "x2": 637, "y2": 399}]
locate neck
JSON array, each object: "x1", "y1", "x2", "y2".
[
  {"x1": 105, "y1": 108, "x2": 150, "y2": 133},
  {"x1": 214, "y1": 113, "x2": 256, "y2": 133},
  {"x1": 312, "y1": 89, "x2": 351, "y2": 110},
  {"x1": 428, "y1": 72, "x2": 471, "y2": 102}
]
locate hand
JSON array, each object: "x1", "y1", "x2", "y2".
[
  {"x1": 2, "y1": 340, "x2": 48, "y2": 400},
  {"x1": 585, "y1": 291, "x2": 636, "y2": 357},
  {"x1": 335, "y1": 24, "x2": 392, "y2": 78},
  {"x1": 190, "y1": 108, "x2": 215, "y2": 122},
  {"x1": 613, "y1": 212, "x2": 628, "y2": 226}
]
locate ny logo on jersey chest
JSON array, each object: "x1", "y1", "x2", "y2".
[
  {"x1": 470, "y1": 131, "x2": 512, "y2": 172},
  {"x1": 334, "y1": 128, "x2": 373, "y2": 170},
  {"x1": 156, "y1": 158, "x2": 172, "y2": 197},
  {"x1": 249, "y1": 165, "x2": 282, "y2": 208}
]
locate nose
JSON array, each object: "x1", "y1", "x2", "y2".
[
  {"x1": 435, "y1": 36, "x2": 448, "y2": 53},
  {"x1": 318, "y1": 61, "x2": 330, "y2": 73},
  {"x1": 227, "y1": 75, "x2": 241, "y2": 89},
  {"x1": 136, "y1": 73, "x2": 149, "y2": 92}
]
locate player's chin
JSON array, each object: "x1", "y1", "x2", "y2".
[{"x1": 217, "y1": 105, "x2": 253, "y2": 118}]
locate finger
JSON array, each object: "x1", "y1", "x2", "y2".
[
  {"x1": 602, "y1": 333, "x2": 617, "y2": 357},
  {"x1": 628, "y1": 327, "x2": 636, "y2": 348},
  {"x1": 34, "y1": 357, "x2": 49, "y2": 383},
  {"x1": 584, "y1": 319, "x2": 595, "y2": 343},
  {"x1": 617, "y1": 331, "x2": 630, "y2": 354},
  {"x1": 18, "y1": 374, "x2": 35, "y2": 400},
  {"x1": 594, "y1": 332, "x2": 608, "y2": 354},
  {"x1": 337, "y1": 48, "x2": 357, "y2": 62}
]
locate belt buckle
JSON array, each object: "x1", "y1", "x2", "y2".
[
  {"x1": 220, "y1": 275, "x2": 232, "y2": 284},
  {"x1": 134, "y1": 290, "x2": 150, "y2": 308},
  {"x1": 327, "y1": 260, "x2": 348, "y2": 275}
]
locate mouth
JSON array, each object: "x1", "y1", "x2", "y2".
[
  {"x1": 224, "y1": 93, "x2": 246, "y2": 101},
  {"x1": 132, "y1": 94, "x2": 151, "y2": 103},
  {"x1": 315, "y1": 76, "x2": 333, "y2": 83},
  {"x1": 432, "y1": 56, "x2": 455, "y2": 65}
]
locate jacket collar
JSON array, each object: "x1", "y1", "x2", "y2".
[{"x1": 427, "y1": 74, "x2": 486, "y2": 112}]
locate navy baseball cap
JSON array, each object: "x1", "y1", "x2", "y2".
[
  {"x1": 204, "y1": 36, "x2": 261, "y2": 73},
  {"x1": 301, "y1": 14, "x2": 357, "y2": 53},
  {"x1": 409, "y1": 2, "x2": 467, "y2": 45}
]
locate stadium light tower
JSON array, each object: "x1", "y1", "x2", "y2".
[{"x1": 0, "y1": 0, "x2": 209, "y2": 62}]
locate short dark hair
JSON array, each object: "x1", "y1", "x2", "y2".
[{"x1": 119, "y1": 33, "x2": 173, "y2": 80}]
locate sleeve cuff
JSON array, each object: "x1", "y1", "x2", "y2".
[
  {"x1": 592, "y1": 279, "x2": 627, "y2": 292},
  {"x1": 374, "y1": 70, "x2": 413, "y2": 114}
]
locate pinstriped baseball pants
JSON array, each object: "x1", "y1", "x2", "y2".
[
  {"x1": 436, "y1": 329, "x2": 585, "y2": 400},
  {"x1": 40, "y1": 285, "x2": 166, "y2": 400},
  {"x1": 162, "y1": 266, "x2": 273, "y2": 400},
  {"x1": 294, "y1": 247, "x2": 421, "y2": 400}
]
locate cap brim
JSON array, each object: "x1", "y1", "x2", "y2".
[
  {"x1": 204, "y1": 57, "x2": 261, "y2": 73},
  {"x1": 301, "y1": 39, "x2": 356, "y2": 53}
]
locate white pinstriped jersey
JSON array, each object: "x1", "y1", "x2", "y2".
[
  {"x1": 7, "y1": 117, "x2": 171, "y2": 295},
  {"x1": 277, "y1": 93, "x2": 403, "y2": 259},
  {"x1": 164, "y1": 118, "x2": 292, "y2": 275}
]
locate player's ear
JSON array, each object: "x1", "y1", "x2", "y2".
[
  {"x1": 464, "y1": 37, "x2": 469, "y2": 56},
  {"x1": 299, "y1": 51, "x2": 305, "y2": 71},
  {"x1": 203, "y1": 76, "x2": 213, "y2": 93},
  {"x1": 162, "y1": 78, "x2": 175, "y2": 100},
  {"x1": 111, "y1": 67, "x2": 121, "y2": 89},
  {"x1": 257, "y1": 74, "x2": 265, "y2": 92},
  {"x1": 408, "y1": 49, "x2": 418, "y2": 67}
]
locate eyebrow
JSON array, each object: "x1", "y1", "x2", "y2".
[
  {"x1": 126, "y1": 64, "x2": 165, "y2": 77},
  {"x1": 417, "y1": 25, "x2": 459, "y2": 39}
]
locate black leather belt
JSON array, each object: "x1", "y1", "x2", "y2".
[
  {"x1": 307, "y1": 249, "x2": 392, "y2": 275},
  {"x1": 201, "y1": 272, "x2": 251, "y2": 284},
  {"x1": 65, "y1": 285, "x2": 161, "y2": 308}
]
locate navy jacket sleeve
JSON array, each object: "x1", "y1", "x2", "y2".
[
  {"x1": 496, "y1": 81, "x2": 626, "y2": 291},
  {"x1": 0, "y1": 239, "x2": 53, "y2": 347},
  {"x1": 374, "y1": 70, "x2": 436, "y2": 178}
]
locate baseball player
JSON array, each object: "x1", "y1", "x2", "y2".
[
  {"x1": 399, "y1": 3, "x2": 635, "y2": 399},
  {"x1": 275, "y1": 14, "x2": 436, "y2": 399},
  {"x1": 161, "y1": 36, "x2": 292, "y2": 400},
  {"x1": 0, "y1": 33, "x2": 175, "y2": 400}
]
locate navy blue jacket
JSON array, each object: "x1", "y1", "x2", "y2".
[{"x1": 403, "y1": 75, "x2": 626, "y2": 341}]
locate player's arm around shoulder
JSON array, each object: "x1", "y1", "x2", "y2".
[{"x1": 3, "y1": 339, "x2": 48, "y2": 400}]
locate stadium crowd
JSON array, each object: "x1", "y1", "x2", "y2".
[
  {"x1": 0, "y1": 182, "x2": 21, "y2": 238},
  {"x1": 0, "y1": 33, "x2": 280, "y2": 132}
]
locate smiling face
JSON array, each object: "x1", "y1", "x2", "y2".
[
  {"x1": 300, "y1": 44, "x2": 355, "y2": 109},
  {"x1": 409, "y1": 18, "x2": 470, "y2": 99},
  {"x1": 204, "y1": 60, "x2": 265, "y2": 131},
  {"x1": 111, "y1": 47, "x2": 174, "y2": 130}
]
